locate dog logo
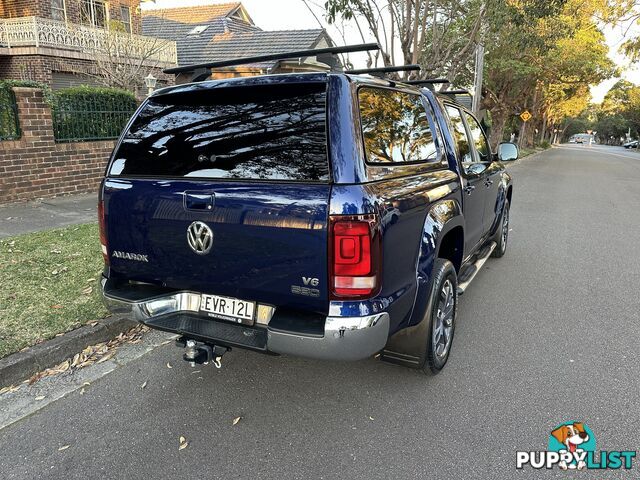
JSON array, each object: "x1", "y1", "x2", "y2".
[
  {"x1": 549, "y1": 422, "x2": 593, "y2": 470},
  {"x1": 516, "y1": 421, "x2": 636, "y2": 470}
]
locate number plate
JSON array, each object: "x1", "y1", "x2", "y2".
[{"x1": 200, "y1": 294, "x2": 255, "y2": 325}]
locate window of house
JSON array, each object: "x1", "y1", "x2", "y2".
[
  {"x1": 120, "y1": 6, "x2": 131, "y2": 33},
  {"x1": 51, "y1": 0, "x2": 66, "y2": 22},
  {"x1": 80, "y1": 0, "x2": 108, "y2": 28},
  {"x1": 358, "y1": 87, "x2": 441, "y2": 165}
]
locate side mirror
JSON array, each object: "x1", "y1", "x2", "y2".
[{"x1": 497, "y1": 142, "x2": 519, "y2": 161}]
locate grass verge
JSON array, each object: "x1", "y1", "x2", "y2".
[{"x1": 0, "y1": 223, "x2": 108, "y2": 359}]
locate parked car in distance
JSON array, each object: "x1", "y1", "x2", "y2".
[
  {"x1": 623, "y1": 140, "x2": 638, "y2": 149},
  {"x1": 100, "y1": 69, "x2": 514, "y2": 375}
]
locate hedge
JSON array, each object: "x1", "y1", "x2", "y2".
[{"x1": 51, "y1": 86, "x2": 138, "y2": 142}]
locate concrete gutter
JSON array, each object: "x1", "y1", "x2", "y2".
[{"x1": 0, "y1": 315, "x2": 137, "y2": 388}]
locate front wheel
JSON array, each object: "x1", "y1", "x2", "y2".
[
  {"x1": 422, "y1": 258, "x2": 458, "y2": 375},
  {"x1": 491, "y1": 199, "x2": 510, "y2": 258}
]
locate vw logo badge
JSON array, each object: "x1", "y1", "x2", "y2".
[{"x1": 187, "y1": 221, "x2": 213, "y2": 255}]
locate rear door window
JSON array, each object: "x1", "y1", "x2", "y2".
[
  {"x1": 463, "y1": 112, "x2": 492, "y2": 163},
  {"x1": 109, "y1": 82, "x2": 329, "y2": 181},
  {"x1": 358, "y1": 87, "x2": 441, "y2": 165},
  {"x1": 445, "y1": 105, "x2": 474, "y2": 168}
]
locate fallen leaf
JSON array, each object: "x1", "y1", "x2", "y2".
[
  {"x1": 166, "y1": 362, "x2": 173, "y2": 369},
  {"x1": 96, "y1": 352, "x2": 115, "y2": 364},
  {"x1": 86, "y1": 278, "x2": 96, "y2": 282},
  {"x1": 50, "y1": 249, "x2": 61, "y2": 254},
  {"x1": 179, "y1": 436, "x2": 188, "y2": 450},
  {"x1": 82, "y1": 286, "x2": 93, "y2": 295},
  {"x1": 232, "y1": 416, "x2": 242, "y2": 426},
  {"x1": 79, "y1": 388, "x2": 85, "y2": 395},
  {"x1": 58, "y1": 445, "x2": 70, "y2": 451},
  {"x1": 82, "y1": 382, "x2": 91, "y2": 386},
  {"x1": 87, "y1": 321, "x2": 99, "y2": 327},
  {"x1": 0, "y1": 385, "x2": 20, "y2": 395},
  {"x1": 35, "y1": 395, "x2": 45, "y2": 401},
  {"x1": 50, "y1": 304, "x2": 63, "y2": 309},
  {"x1": 141, "y1": 381, "x2": 147, "y2": 389},
  {"x1": 190, "y1": 370, "x2": 201, "y2": 375},
  {"x1": 369, "y1": 416, "x2": 374, "y2": 421}
]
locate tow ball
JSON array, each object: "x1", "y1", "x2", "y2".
[{"x1": 176, "y1": 337, "x2": 230, "y2": 368}]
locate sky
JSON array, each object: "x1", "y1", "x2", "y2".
[{"x1": 144, "y1": 0, "x2": 640, "y2": 103}]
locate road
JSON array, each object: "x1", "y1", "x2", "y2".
[{"x1": 1, "y1": 145, "x2": 639, "y2": 479}]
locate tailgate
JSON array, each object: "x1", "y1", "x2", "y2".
[{"x1": 104, "y1": 179, "x2": 329, "y2": 313}]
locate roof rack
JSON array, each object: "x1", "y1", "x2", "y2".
[
  {"x1": 441, "y1": 89, "x2": 471, "y2": 95},
  {"x1": 164, "y1": 43, "x2": 381, "y2": 76},
  {"x1": 345, "y1": 64, "x2": 421, "y2": 76},
  {"x1": 405, "y1": 78, "x2": 450, "y2": 86}
]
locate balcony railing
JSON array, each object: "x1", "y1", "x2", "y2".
[{"x1": 0, "y1": 16, "x2": 177, "y2": 65}]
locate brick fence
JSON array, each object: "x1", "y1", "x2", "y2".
[{"x1": 0, "y1": 87, "x2": 115, "y2": 204}]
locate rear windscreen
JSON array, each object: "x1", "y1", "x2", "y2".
[{"x1": 109, "y1": 82, "x2": 329, "y2": 181}]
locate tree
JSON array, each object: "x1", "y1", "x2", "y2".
[
  {"x1": 78, "y1": 19, "x2": 174, "y2": 97},
  {"x1": 324, "y1": 0, "x2": 488, "y2": 81},
  {"x1": 482, "y1": 0, "x2": 618, "y2": 148}
]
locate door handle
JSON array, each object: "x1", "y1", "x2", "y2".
[
  {"x1": 484, "y1": 179, "x2": 494, "y2": 187},
  {"x1": 184, "y1": 192, "x2": 215, "y2": 210},
  {"x1": 464, "y1": 184, "x2": 475, "y2": 195}
]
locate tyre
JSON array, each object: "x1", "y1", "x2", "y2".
[
  {"x1": 491, "y1": 199, "x2": 510, "y2": 258},
  {"x1": 422, "y1": 258, "x2": 458, "y2": 375}
]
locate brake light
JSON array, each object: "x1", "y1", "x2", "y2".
[
  {"x1": 329, "y1": 214, "x2": 382, "y2": 299},
  {"x1": 98, "y1": 200, "x2": 109, "y2": 266}
]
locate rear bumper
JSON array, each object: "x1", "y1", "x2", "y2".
[{"x1": 101, "y1": 278, "x2": 389, "y2": 361}]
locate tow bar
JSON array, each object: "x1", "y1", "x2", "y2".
[{"x1": 176, "y1": 337, "x2": 230, "y2": 368}]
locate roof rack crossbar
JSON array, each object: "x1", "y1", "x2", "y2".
[
  {"x1": 345, "y1": 64, "x2": 421, "y2": 75},
  {"x1": 405, "y1": 78, "x2": 450, "y2": 85},
  {"x1": 442, "y1": 89, "x2": 471, "y2": 95},
  {"x1": 164, "y1": 43, "x2": 381, "y2": 74}
]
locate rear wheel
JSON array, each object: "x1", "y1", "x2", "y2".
[
  {"x1": 491, "y1": 199, "x2": 510, "y2": 258},
  {"x1": 422, "y1": 258, "x2": 457, "y2": 375}
]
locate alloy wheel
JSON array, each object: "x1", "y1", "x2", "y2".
[{"x1": 433, "y1": 279, "x2": 455, "y2": 359}]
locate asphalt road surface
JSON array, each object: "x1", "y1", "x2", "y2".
[{"x1": 1, "y1": 145, "x2": 639, "y2": 479}]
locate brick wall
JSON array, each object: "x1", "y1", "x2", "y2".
[
  {"x1": 0, "y1": 87, "x2": 115, "y2": 204},
  {"x1": 0, "y1": 55, "x2": 102, "y2": 84}
]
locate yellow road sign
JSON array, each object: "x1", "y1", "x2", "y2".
[{"x1": 520, "y1": 110, "x2": 532, "y2": 122}]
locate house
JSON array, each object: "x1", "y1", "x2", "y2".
[
  {"x1": 0, "y1": 0, "x2": 177, "y2": 90},
  {"x1": 142, "y1": 2, "x2": 336, "y2": 83}
]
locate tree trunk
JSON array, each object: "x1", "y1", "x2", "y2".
[
  {"x1": 489, "y1": 109, "x2": 509, "y2": 150},
  {"x1": 540, "y1": 112, "x2": 548, "y2": 143}
]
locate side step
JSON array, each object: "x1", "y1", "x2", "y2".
[{"x1": 457, "y1": 241, "x2": 496, "y2": 295}]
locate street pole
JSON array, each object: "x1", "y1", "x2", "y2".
[{"x1": 472, "y1": 44, "x2": 484, "y2": 115}]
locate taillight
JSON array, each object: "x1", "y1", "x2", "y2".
[
  {"x1": 98, "y1": 200, "x2": 109, "y2": 265},
  {"x1": 329, "y1": 214, "x2": 382, "y2": 299}
]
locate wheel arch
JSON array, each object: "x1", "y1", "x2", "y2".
[{"x1": 381, "y1": 198, "x2": 464, "y2": 368}]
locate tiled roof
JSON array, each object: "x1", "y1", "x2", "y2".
[
  {"x1": 143, "y1": 4, "x2": 331, "y2": 69},
  {"x1": 143, "y1": 3, "x2": 242, "y2": 24},
  {"x1": 204, "y1": 29, "x2": 327, "y2": 68}
]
